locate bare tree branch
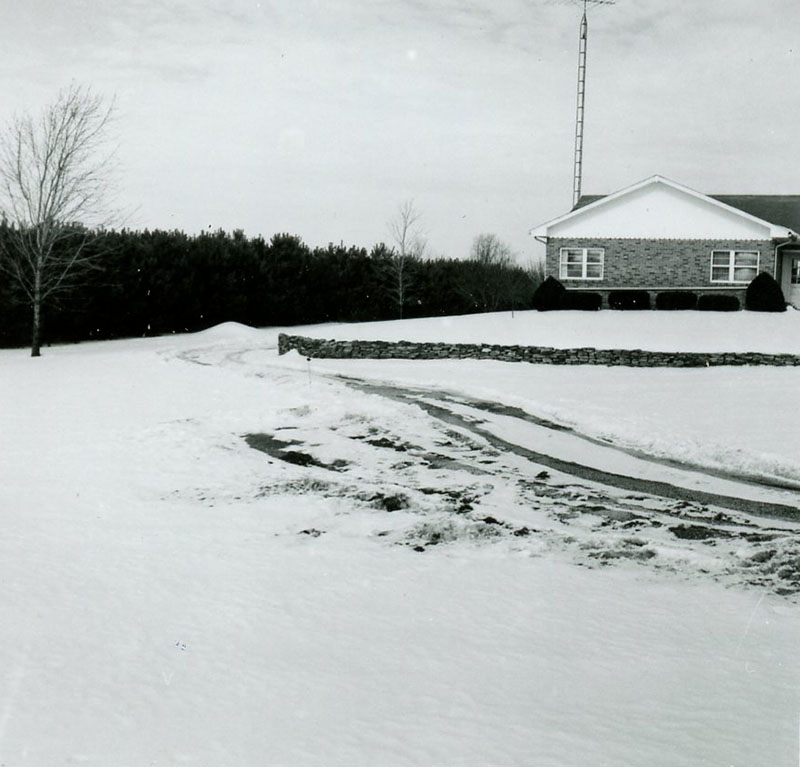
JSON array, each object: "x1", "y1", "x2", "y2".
[
  {"x1": 382, "y1": 200, "x2": 427, "y2": 319},
  {"x1": 0, "y1": 84, "x2": 117, "y2": 355},
  {"x1": 470, "y1": 233, "x2": 514, "y2": 267},
  {"x1": 458, "y1": 233, "x2": 530, "y2": 313}
]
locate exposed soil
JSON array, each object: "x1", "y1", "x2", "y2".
[{"x1": 244, "y1": 432, "x2": 348, "y2": 471}]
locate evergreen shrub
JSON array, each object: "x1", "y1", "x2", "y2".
[
  {"x1": 608, "y1": 290, "x2": 651, "y2": 310},
  {"x1": 532, "y1": 276, "x2": 566, "y2": 311},
  {"x1": 697, "y1": 294, "x2": 740, "y2": 311},
  {"x1": 745, "y1": 272, "x2": 786, "y2": 312},
  {"x1": 561, "y1": 291, "x2": 602, "y2": 310},
  {"x1": 655, "y1": 291, "x2": 697, "y2": 310}
]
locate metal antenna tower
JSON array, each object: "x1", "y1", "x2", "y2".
[{"x1": 572, "y1": 0, "x2": 614, "y2": 209}]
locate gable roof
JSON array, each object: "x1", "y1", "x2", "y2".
[
  {"x1": 531, "y1": 175, "x2": 800, "y2": 239},
  {"x1": 708, "y1": 196, "x2": 800, "y2": 234},
  {"x1": 573, "y1": 195, "x2": 604, "y2": 209}
]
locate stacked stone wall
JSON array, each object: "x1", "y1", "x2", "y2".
[{"x1": 278, "y1": 334, "x2": 800, "y2": 368}]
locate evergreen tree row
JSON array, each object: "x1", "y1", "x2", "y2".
[{"x1": 0, "y1": 227, "x2": 541, "y2": 348}]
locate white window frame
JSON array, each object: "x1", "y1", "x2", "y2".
[
  {"x1": 791, "y1": 257, "x2": 800, "y2": 286},
  {"x1": 710, "y1": 250, "x2": 759, "y2": 284},
  {"x1": 559, "y1": 247, "x2": 604, "y2": 281}
]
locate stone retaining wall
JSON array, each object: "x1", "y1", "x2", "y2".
[{"x1": 278, "y1": 333, "x2": 800, "y2": 368}]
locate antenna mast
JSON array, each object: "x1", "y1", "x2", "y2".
[{"x1": 572, "y1": 0, "x2": 614, "y2": 209}]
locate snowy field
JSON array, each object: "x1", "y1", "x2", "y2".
[{"x1": 1, "y1": 313, "x2": 799, "y2": 766}]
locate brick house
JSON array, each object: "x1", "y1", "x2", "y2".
[{"x1": 530, "y1": 175, "x2": 800, "y2": 308}]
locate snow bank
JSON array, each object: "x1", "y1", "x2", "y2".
[{"x1": 192, "y1": 320, "x2": 264, "y2": 342}]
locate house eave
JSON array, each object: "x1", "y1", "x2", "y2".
[{"x1": 530, "y1": 235, "x2": 799, "y2": 242}]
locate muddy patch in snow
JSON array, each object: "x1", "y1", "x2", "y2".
[
  {"x1": 245, "y1": 432, "x2": 349, "y2": 471},
  {"x1": 233, "y1": 385, "x2": 800, "y2": 599}
]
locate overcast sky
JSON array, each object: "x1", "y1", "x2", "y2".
[{"x1": 2, "y1": 0, "x2": 798, "y2": 262}]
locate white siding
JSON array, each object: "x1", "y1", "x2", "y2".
[{"x1": 548, "y1": 183, "x2": 773, "y2": 240}]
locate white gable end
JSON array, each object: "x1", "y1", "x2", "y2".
[{"x1": 543, "y1": 179, "x2": 776, "y2": 240}]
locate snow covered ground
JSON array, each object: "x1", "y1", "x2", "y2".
[
  {"x1": 1, "y1": 314, "x2": 799, "y2": 766},
  {"x1": 302, "y1": 307, "x2": 800, "y2": 353},
  {"x1": 302, "y1": 310, "x2": 800, "y2": 483}
]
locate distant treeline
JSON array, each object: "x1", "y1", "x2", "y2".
[{"x1": 0, "y1": 227, "x2": 541, "y2": 348}]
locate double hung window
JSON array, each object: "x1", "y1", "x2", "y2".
[
  {"x1": 790, "y1": 257, "x2": 800, "y2": 285},
  {"x1": 559, "y1": 248, "x2": 604, "y2": 280},
  {"x1": 710, "y1": 251, "x2": 759, "y2": 284}
]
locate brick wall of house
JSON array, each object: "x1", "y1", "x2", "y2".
[{"x1": 545, "y1": 238, "x2": 777, "y2": 290}]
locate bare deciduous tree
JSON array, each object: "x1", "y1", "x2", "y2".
[
  {"x1": 0, "y1": 84, "x2": 116, "y2": 356},
  {"x1": 470, "y1": 232, "x2": 514, "y2": 267},
  {"x1": 524, "y1": 257, "x2": 546, "y2": 286},
  {"x1": 459, "y1": 233, "x2": 530, "y2": 313},
  {"x1": 383, "y1": 199, "x2": 427, "y2": 318}
]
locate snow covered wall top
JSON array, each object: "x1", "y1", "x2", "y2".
[{"x1": 278, "y1": 334, "x2": 800, "y2": 367}]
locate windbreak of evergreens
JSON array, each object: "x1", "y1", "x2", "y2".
[{"x1": 0, "y1": 227, "x2": 541, "y2": 348}]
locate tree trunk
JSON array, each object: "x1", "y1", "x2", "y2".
[
  {"x1": 31, "y1": 265, "x2": 42, "y2": 357},
  {"x1": 396, "y1": 257, "x2": 406, "y2": 319},
  {"x1": 398, "y1": 279, "x2": 404, "y2": 319}
]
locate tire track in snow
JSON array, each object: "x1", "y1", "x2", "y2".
[
  {"x1": 173, "y1": 343, "x2": 800, "y2": 522},
  {"x1": 342, "y1": 377, "x2": 800, "y2": 523}
]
